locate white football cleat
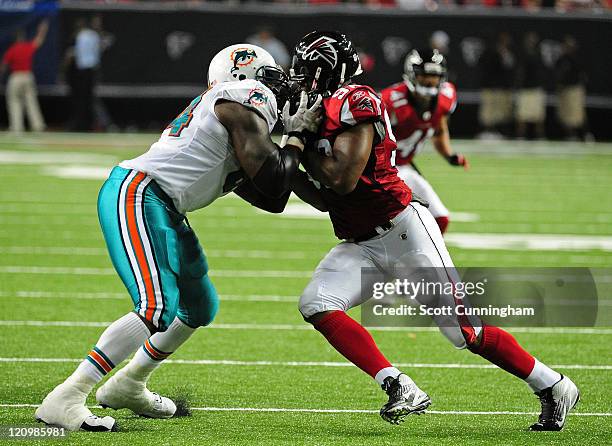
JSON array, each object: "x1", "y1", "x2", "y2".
[
  {"x1": 96, "y1": 367, "x2": 176, "y2": 418},
  {"x1": 530, "y1": 375, "x2": 580, "y2": 431},
  {"x1": 35, "y1": 381, "x2": 117, "y2": 432},
  {"x1": 380, "y1": 373, "x2": 431, "y2": 425}
]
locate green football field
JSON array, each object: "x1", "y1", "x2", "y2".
[{"x1": 0, "y1": 133, "x2": 610, "y2": 445}]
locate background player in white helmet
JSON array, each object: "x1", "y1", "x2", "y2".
[
  {"x1": 35, "y1": 43, "x2": 321, "y2": 432},
  {"x1": 381, "y1": 49, "x2": 469, "y2": 235}
]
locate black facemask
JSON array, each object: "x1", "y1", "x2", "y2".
[{"x1": 255, "y1": 65, "x2": 295, "y2": 113}]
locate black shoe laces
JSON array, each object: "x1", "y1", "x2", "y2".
[
  {"x1": 383, "y1": 376, "x2": 410, "y2": 400},
  {"x1": 536, "y1": 388, "x2": 557, "y2": 423}
]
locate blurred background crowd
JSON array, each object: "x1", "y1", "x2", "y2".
[
  {"x1": 1, "y1": 0, "x2": 610, "y2": 141},
  {"x1": 62, "y1": 0, "x2": 612, "y2": 11}
]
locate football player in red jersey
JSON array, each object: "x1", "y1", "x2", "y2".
[
  {"x1": 380, "y1": 49, "x2": 468, "y2": 235},
  {"x1": 289, "y1": 31, "x2": 579, "y2": 430}
]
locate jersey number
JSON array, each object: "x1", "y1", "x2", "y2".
[
  {"x1": 167, "y1": 94, "x2": 204, "y2": 137},
  {"x1": 395, "y1": 128, "x2": 434, "y2": 159}
]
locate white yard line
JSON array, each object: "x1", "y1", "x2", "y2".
[
  {"x1": 0, "y1": 266, "x2": 312, "y2": 278},
  {"x1": 0, "y1": 291, "x2": 126, "y2": 300},
  {"x1": 0, "y1": 357, "x2": 609, "y2": 370},
  {"x1": 270, "y1": 203, "x2": 481, "y2": 223},
  {"x1": 0, "y1": 246, "x2": 312, "y2": 259},
  {"x1": 0, "y1": 290, "x2": 297, "y2": 302},
  {"x1": 3, "y1": 248, "x2": 611, "y2": 265},
  {"x1": 190, "y1": 407, "x2": 612, "y2": 416},
  {"x1": 2, "y1": 232, "x2": 612, "y2": 253},
  {"x1": 0, "y1": 231, "x2": 335, "y2": 244},
  {"x1": 42, "y1": 166, "x2": 110, "y2": 180},
  {"x1": 0, "y1": 246, "x2": 107, "y2": 256},
  {"x1": 0, "y1": 151, "x2": 116, "y2": 165},
  {"x1": 5, "y1": 264, "x2": 612, "y2": 281},
  {"x1": 0, "y1": 403, "x2": 609, "y2": 417},
  {"x1": 445, "y1": 233, "x2": 612, "y2": 252},
  {"x1": 0, "y1": 320, "x2": 610, "y2": 334}
]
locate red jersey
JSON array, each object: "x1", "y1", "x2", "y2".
[
  {"x1": 380, "y1": 81, "x2": 457, "y2": 165},
  {"x1": 2, "y1": 42, "x2": 37, "y2": 73},
  {"x1": 313, "y1": 84, "x2": 411, "y2": 240}
]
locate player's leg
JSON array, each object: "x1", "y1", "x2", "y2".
[
  {"x1": 299, "y1": 242, "x2": 430, "y2": 424},
  {"x1": 35, "y1": 168, "x2": 177, "y2": 431},
  {"x1": 406, "y1": 202, "x2": 579, "y2": 431},
  {"x1": 95, "y1": 176, "x2": 189, "y2": 418},
  {"x1": 300, "y1": 242, "x2": 393, "y2": 379},
  {"x1": 397, "y1": 164, "x2": 450, "y2": 234},
  {"x1": 112, "y1": 220, "x2": 219, "y2": 409}
]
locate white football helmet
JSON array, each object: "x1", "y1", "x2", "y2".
[{"x1": 207, "y1": 44, "x2": 276, "y2": 86}]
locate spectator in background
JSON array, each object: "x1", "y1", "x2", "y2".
[
  {"x1": 0, "y1": 20, "x2": 48, "y2": 133},
  {"x1": 72, "y1": 18, "x2": 101, "y2": 131},
  {"x1": 430, "y1": 30, "x2": 450, "y2": 56},
  {"x1": 90, "y1": 15, "x2": 114, "y2": 131},
  {"x1": 477, "y1": 32, "x2": 515, "y2": 139},
  {"x1": 61, "y1": 21, "x2": 81, "y2": 131},
  {"x1": 515, "y1": 32, "x2": 546, "y2": 139},
  {"x1": 246, "y1": 26, "x2": 290, "y2": 70},
  {"x1": 430, "y1": 30, "x2": 455, "y2": 83},
  {"x1": 555, "y1": 35, "x2": 588, "y2": 140}
]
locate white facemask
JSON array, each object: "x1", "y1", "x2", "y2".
[{"x1": 414, "y1": 84, "x2": 439, "y2": 98}]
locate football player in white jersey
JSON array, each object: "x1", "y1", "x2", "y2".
[{"x1": 35, "y1": 44, "x2": 321, "y2": 432}]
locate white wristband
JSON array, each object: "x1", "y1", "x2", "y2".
[{"x1": 280, "y1": 134, "x2": 289, "y2": 148}]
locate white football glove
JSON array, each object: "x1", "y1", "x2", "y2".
[{"x1": 282, "y1": 91, "x2": 323, "y2": 135}]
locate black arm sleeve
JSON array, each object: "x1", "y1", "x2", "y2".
[
  {"x1": 251, "y1": 144, "x2": 301, "y2": 198},
  {"x1": 234, "y1": 180, "x2": 291, "y2": 214}
]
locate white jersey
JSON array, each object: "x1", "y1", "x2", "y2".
[{"x1": 120, "y1": 79, "x2": 277, "y2": 214}]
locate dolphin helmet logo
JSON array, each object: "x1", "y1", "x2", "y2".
[
  {"x1": 231, "y1": 48, "x2": 257, "y2": 68},
  {"x1": 229, "y1": 48, "x2": 258, "y2": 79},
  {"x1": 301, "y1": 36, "x2": 338, "y2": 69},
  {"x1": 245, "y1": 88, "x2": 268, "y2": 107}
]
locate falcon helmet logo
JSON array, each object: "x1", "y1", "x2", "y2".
[{"x1": 301, "y1": 36, "x2": 338, "y2": 69}]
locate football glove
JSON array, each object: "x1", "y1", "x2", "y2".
[
  {"x1": 282, "y1": 91, "x2": 322, "y2": 136},
  {"x1": 447, "y1": 153, "x2": 469, "y2": 170}
]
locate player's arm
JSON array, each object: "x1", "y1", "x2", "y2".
[
  {"x1": 291, "y1": 170, "x2": 328, "y2": 212},
  {"x1": 433, "y1": 115, "x2": 469, "y2": 170},
  {"x1": 303, "y1": 122, "x2": 373, "y2": 196},
  {"x1": 234, "y1": 170, "x2": 327, "y2": 213},
  {"x1": 234, "y1": 180, "x2": 291, "y2": 214},
  {"x1": 33, "y1": 19, "x2": 49, "y2": 49},
  {"x1": 215, "y1": 100, "x2": 302, "y2": 199}
]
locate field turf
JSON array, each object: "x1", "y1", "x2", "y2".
[{"x1": 0, "y1": 133, "x2": 610, "y2": 445}]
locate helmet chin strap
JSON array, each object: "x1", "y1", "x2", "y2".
[
  {"x1": 402, "y1": 73, "x2": 415, "y2": 91},
  {"x1": 311, "y1": 66, "x2": 322, "y2": 92},
  {"x1": 339, "y1": 63, "x2": 346, "y2": 85}
]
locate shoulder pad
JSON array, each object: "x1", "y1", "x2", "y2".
[
  {"x1": 218, "y1": 80, "x2": 278, "y2": 131},
  {"x1": 329, "y1": 85, "x2": 382, "y2": 126}
]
